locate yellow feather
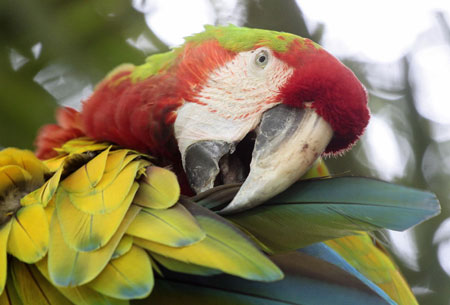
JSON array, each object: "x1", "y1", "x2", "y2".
[
  {"x1": 325, "y1": 235, "x2": 418, "y2": 305},
  {"x1": 301, "y1": 158, "x2": 330, "y2": 179},
  {"x1": 0, "y1": 166, "x2": 31, "y2": 194},
  {"x1": 112, "y1": 235, "x2": 133, "y2": 259},
  {"x1": 135, "y1": 214, "x2": 283, "y2": 281},
  {"x1": 103, "y1": 150, "x2": 130, "y2": 173},
  {"x1": 151, "y1": 252, "x2": 221, "y2": 276},
  {"x1": 21, "y1": 166, "x2": 63, "y2": 207},
  {"x1": 7, "y1": 204, "x2": 48, "y2": 263},
  {"x1": 148, "y1": 255, "x2": 163, "y2": 277},
  {"x1": 43, "y1": 154, "x2": 68, "y2": 171},
  {"x1": 0, "y1": 148, "x2": 47, "y2": 185},
  {"x1": 133, "y1": 166, "x2": 180, "y2": 209},
  {"x1": 58, "y1": 138, "x2": 110, "y2": 155},
  {"x1": 66, "y1": 161, "x2": 141, "y2": 214},
  {"x1": 0, "y1": 221, "x2": 11, "y2": 295},
  {"x1": 48, "y1": 204, "x2": 141, "y2": 286},
  {"x1": 303, "y1": 161, "x2": 417, "y2": 305},
  {"x1": 121, "y1": 154, "x2": 144, "y2": 170},
  {"x1": 40, "y1": 166, "x2": 63, "y2": 206},
  {"x1": 0, "y1": 152, "x2": 14, "y2": 167},
  {"x1": 0, "y1": 289, "x2": 11, "y2": 305},
  {"x1": 35, "y1": 258, "x2": 128, "y2": 305},
  {"x1": 88, "y1": 246, "x2": 154, "y2": 300},
  {"x1": 94, "y1": 151, "x2": 133, "y2": 191},
  {"x1": 44, "y1": 197, "x2": 56, "y2": 224},
  {"x1": 61, "y1": 147, "x2": 111, "y2": 194},
  {"x1": 126, "y1": 203, "x2": 205, "y2": 247},
  {"x1": 10, "y1": 259, "x2": 72, "y2": 305},
  {"x1": 56, "y1": 183, "x2": 138, "y2": 252}
]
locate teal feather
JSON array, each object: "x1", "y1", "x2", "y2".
[
  {"x1": 225, "y1": 177, "x2": 440, "y2": 253},
  {"x1": 137, "y1": 250, "x2": 395, "y2": 305}
]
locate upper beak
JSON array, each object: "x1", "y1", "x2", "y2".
[
  {"x1": 221, "y1": 104, "x2": 333, "y2": 213},
  {"x1": 183, "y1": 104, "x2": 333, "y2": 214}
]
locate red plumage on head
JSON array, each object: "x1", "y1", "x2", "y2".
[
  {"x1": 80, "y1": 40, "x2": 234, "y2": 165},
  {"x1": 276, "y1": 39, "x2": 370, "y2": 155},
  {"x1": 35, "y1": 107, "x2": 84, "y2": 159},
  {"x1": 35, "y1": 34, "x2": 368, "y2": 165}
]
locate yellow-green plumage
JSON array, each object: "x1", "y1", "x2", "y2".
[
  {"x1": 326, "y1": 235, "x2": 418, "y2": 305},
  {"x1": 135, "y1": 200, "x2": 283, "y2": 282},
  {"x1": 0, "y1": 139, "x2": 292, "y2": 304},
  {"x1": 56, "y1": 183, "x2": 138, "y2": 252},
  {"x1": 7, "y1": 203, "x2": 48, "y2": 263},
  {"x1": 126, "y1": 204, "x2": 205, "y2": 247},
  {"x1": 36, "y1": 258, "x2": 128, "y2": 305},
  {"x1": 0, "y1": 221, "x2": 11, "y2": 294},
  {"x1": 150, "y1": 252, "x2": 221, "y2": 276},
  {"x1": 133, "y1": 166, "x2": 180, "y2": 210},
  {"x1": 48, "y1": 203, "x2": 141, "y2": 286},
  {"x1": 0, "y1": 136, "x2": 439, "y2": 305},
  {"x1": 87, "y1": 246, "x2": 154, "y2": 300},
  {"x1": 308, "y1": 161, "x2": 418, "y2": 305},
  {"x1": 11, "y1": 259, "x2": 72, "y2": 305},
  {"x1": 112, "y1": 235, "x2": 133, "y2": 259}
]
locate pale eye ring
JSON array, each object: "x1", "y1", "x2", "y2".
[{"x1": 254, "y1": 50, "x2": 269, "y2": 68}]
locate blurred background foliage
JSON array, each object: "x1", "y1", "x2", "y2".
[{"x1": 1, "y1": 0, "x2": 449, "y2": 304}]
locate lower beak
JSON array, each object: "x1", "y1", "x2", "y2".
[{"x1": 220, "y1": 104, "x2": 333, "y2": 213}]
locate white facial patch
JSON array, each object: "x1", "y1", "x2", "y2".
[{"x1": 174, "y1": 48, "x2": 293, "y2": 159}]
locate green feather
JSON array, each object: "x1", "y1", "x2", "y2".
[
  {"x1": 11, "y1": 259, "x2": 72, "y2": 305},
  {"x1": 135, "y1": 198, "x2": 283, "y2": 282},
  {"x1": 184, "y1": 24, "x2": 314, "y2": 52},
  {"x1": 126, "y1": 203, "x2": 205, "y2": 247},
  {"x1": 36, "y1": 259, "x2": 128, "y2": 305},
  {"x1": 131, "y1": 25, "x2": 320, "y2": 81},
  {"x1": 135, "y1": 251, "x2": 393, "y2": 305},
  {"x1": 222, "y1": 177, "x2": 440, "y2": 253},
  {"x1": 151, "y1": 253, "x2": 221, "y2": 276}
]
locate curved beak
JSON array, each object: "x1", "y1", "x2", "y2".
[
  {"x1": 220, "y1": 104, "x2": 333, "y2": 213},
  {"x1": 182, "y1": 104, "x2": 333, "y2": 213}
]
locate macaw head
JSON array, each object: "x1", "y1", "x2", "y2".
[
  {"x1": 169, "y1": 26, "x2": 369, "y2": 212},
  {"x1": 36, "y1": 25, "x2": 369, "y2": 213}
]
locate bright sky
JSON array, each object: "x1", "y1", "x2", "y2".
[{"x1": 299, "y1": 0, "x2": 450, "y2": 62}]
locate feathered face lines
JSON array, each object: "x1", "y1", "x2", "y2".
[
  {"x1": 183, "y1": 45, "x2": 293, "y2": 119},
  {"x1": 174, "y1": 41, "x2": 237, "y2": 100},
  {"x1": 177, "y1": 37, "x2": 369, "y2": 155}
]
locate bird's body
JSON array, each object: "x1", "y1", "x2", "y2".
[{"x1": 0, "y1": 25, "x2": 440, "y2": 305}]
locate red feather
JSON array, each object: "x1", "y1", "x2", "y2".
[
  {"x1": 275, "y1": 39, "x2": 369, "y2": 154},
  {"x1": 35, "y1": 107, "x2": 84, "y2": 159}
]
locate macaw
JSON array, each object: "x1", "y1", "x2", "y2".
[{"x1": 0, "y1": 25, "x2": 440, "y2": 305}]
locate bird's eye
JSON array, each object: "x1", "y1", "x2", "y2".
[{"x1": 254, "y1": 50, "x2": 269, "y2": 68}]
